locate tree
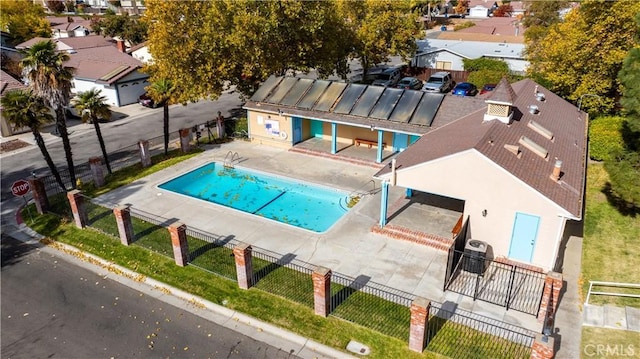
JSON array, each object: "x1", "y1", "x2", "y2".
[
  {"x1": 72, "y1": 88, "x2": 113, "y2": 174},
  {"x1": 147, "y1": 79, "x2": 175, "y2": 156},
  {"x1": 463, "y1": 58, "x2": 512, "y2": 89},
  {"x1": 0, "y1": 0, "x2": 52, "y2": 46},
  {"x1": 335, "y1": 0, "x2": 421, "y2": 80},
  {"x1": 46, "y1": 1, "x2": 66, "y2": 13},
  {"x1": 1, "y1": 89, "x2": 65, "y2": 191},
  {"x1": 91, "y1": 10, "x2": 148, "y2": 45},
  {"x1": 21, "y1": 40, "x2": 77, "y2": 188},
  {"x1": 525, "y1": 0, "x2": 640, "y2": 113}
]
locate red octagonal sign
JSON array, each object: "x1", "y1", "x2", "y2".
[{"x1": 11, "y1": 180, "x2": 30, "y2": 197}]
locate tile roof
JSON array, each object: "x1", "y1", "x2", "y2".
[
  {"x1": 0, "y1": 69, "x2": 26, "y2": 95},
  {"x1": 416, "y1": 39, "x2": 525, "y2": 60},
  {"x1": 376, "y1": 79, "x2": 588, "y2": 218},
  {"x1": 16, "y1": 35, "x2": 114, "y2": 51},
  {"x1": 15, "y1": 37, "x2": 52, "y2": 49},
  {"x1": 66, "y1": 46, "x2": 143, "y2": 85},
  {"x1": 127, "y1": 41, "x2": 148, "y2": 53},
  {"x1": 486, "y1": 77, "x2": 517, "y2": 104}
]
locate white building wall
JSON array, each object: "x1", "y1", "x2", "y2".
[
  {"x1": 73, "y1": 79, "x2": 119, "y2": 107},
  {"x1": 131, "y1": 46, "x2": 153, "y2": 64},
  {"x1": 393, "y1": 150, "x2": 571, "y2": 270},
  {"x1": 413, "y1": 51, "x2": 465, "y2": 70}
]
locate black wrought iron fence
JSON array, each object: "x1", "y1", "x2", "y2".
[
  {"x1": 128, "y1": 207, "x2": 174, "y2": 258},
  {"x1": 83, "y1": 196, "x2": 120, "y2": 238},
  {"x1": 426, "y1": 302, "x2": 534, "y2": 359},
  {"x1": 329, "y1": 272, "x2": 413, "y2": 340},
  {"x1": 251, "y1": 249, "x2": 314, "y2": 308},
  {"x1": 185, "y1": 226, "x2": 238, "y2": 281}
]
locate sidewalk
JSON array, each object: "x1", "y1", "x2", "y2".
[{"x1": 0, "y1": 197, "x2": 355, "y2": 359}]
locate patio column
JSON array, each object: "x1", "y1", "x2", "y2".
[
  {"x1": 233, "y1": 242, "x2": 253, "y2": 289},
  {"x1": 538, "y1": 271, "x2": 563, "y2": 322},
  {"x1": 168, "y1": 222, "x2": 189, "y2": 267},
  {"x1": 331, "y1": 122, "x2": 337, "y2": 155},
  {"x1": 406, "y1": 188, "x2": 413, "y2": 198},
  {"x1": 409, "y1": 296, "x2": 430, "y2": 352},
  {"x1": 530, "y1": 333, "x2": 555, "y2": 359},
  {"x1": 376, "y1": 130, "x2": 383, "y2": 163},
  {"x1": 89, "y1": 157, "x2": 105, "y2": 187},
  {"x1": 28, "y1": 177, "x2": 49, "y2": 214},
  {"x1": 179, "y1": 128, "x2": 191, "y2": 153},
  {"x1": 67, "y1": 189, "x2": 87, "y2": 229},
  {"x1": 113, "y1": 205, "x2": 134, "y2": 246},
  {"x1": 312, "y1": 266, "x2": 332, "y2": 317},
  {"x1": 379, "y1": 181, "x2": 389, "y2": 227},
  {"x1": 138, "y1": 140, "x2": 151, "y2": 168}
]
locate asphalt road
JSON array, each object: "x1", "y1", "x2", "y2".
[
  {"x1": 0, "y1": 235, "x2": 299, "y2": 359},
  {"x1": 0, "y1": 93, "x2": 244, "y2": 201}
]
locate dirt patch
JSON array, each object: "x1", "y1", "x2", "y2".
[{"x1": 0, "y1": 139, "x2": 31, "y2": 154}]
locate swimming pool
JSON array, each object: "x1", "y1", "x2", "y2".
[{"x1": 158, "y1": 162, "x2": 350, "y2": 232}]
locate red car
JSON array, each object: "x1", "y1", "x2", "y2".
[
  {"x1": 479, "y1": 84, "x2": 497, "y2": 95},
  {"x1": 139, "y1": 93, "x2": 160, "y2": 108}
]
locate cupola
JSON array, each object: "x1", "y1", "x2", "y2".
[{"x1": 484, "y1": 77, "x2": 517, "y2": 124}]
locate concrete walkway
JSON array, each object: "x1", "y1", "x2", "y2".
[{"x1": 583, "y1": 304, "x2": 640, "y2": 332}]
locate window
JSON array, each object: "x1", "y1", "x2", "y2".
[{"x1": 436, "y1": 61, "x2": 452, "y2": 70}]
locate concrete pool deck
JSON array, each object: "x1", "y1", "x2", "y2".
[{"x1": 94, "y1": 140, "x2": 542, "y2": 332}]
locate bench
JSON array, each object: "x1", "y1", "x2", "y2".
[{"x1": 355, "y1": 138, "x2": 385, "y2": 149}]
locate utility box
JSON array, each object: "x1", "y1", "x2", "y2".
[{"x1": 464, "y1": 239, "x2": 488, "y2": 275}]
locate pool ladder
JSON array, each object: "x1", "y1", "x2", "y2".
[
  {"x1": 224, "y1": 151, "x2": 240, "y2": 168},
  {"x1": 340, "y1": 180, "x2": 379, "y2": 211}
]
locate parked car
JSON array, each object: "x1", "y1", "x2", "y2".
[
  {"x1": 452, "y1": 82, "x2": 478, "y2": 96},
  {"x1": 139, "y1": 92, "x2": 159, "y2": 108},
  {"x1": 479, "y1": 83, "x2": 497, "y2": 95},
  {"x1": 422, "y1": 71, "x2": 454, "y2": 93},
  {"x1": 396, "y1": 77, "x2": 423, "y2": 90},
  {"x1": 371, "y1": 67, "x2": 402, "y2": 87}
]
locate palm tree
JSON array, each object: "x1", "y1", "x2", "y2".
[
  {"x1": 147, "y1": 79, "x2": 175, "y2": 156},
  {"x1": 72, "y1": 88, "x2": 113, "y2": 174},
  {"x1": 1, "y1": 89, "x2": 65, "y2": 191},
  {"x1": 21, "y1": 40, "x2": 77, "y2": 188}
]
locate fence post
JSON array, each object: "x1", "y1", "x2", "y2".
[
  {"x1": 66, "y1": 190, "x2": 87, "y2": 228},
  {"x1": 89, "y1": 157, "x2": 105, "y2": 187},
  {"x1": 28, "y1": 177, "x2": 49, "y2": 214},
  {"x1": 113, "y1": 205, "x2": 134, "y2": 246},
  {"x1": 168, "y1": 222, "x2": 189, "y2": 267},
  {"x1": 138, "y1": 140, "x2": 151, "y2": 168},
  {"x1": 233, "y1": 242, "x2": 253, "y2": 289},
  {"x1": 179, "y1": 128, "x2": 191, "y2": 153},
  {"x1": 312, "y1": 266, "x2": 332, "y2": 317},
  {"x1": 409, "y1": 296, "x2": 430, "y2": 353},
  {"x1": 530, "y1": 333, "x2": 555, "y2": 359},
  {"x1": 537, "y1": 272, "x2": 563, "y2": 322}
]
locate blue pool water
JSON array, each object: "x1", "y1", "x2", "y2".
[{"x1": 158, "y1": 162, "x2": 350, "y2": 232}]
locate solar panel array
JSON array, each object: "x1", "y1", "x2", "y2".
[{"x1": 250, "y1": 76, "x2": 445, "y2": 127}]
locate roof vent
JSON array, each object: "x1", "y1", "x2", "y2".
[
  {"x1": 528, "y1": 105, "x2": 539, "y2": 115},
  {"x1": 504, "y1": 144, "x2": 521, "y2": 157},
  {"x1": 528, "y1": 120, "x2": 554, "y2": 141},
  {"x1": 66, "y1": 49, "x2": 77, "y2": 54},
  {"x1": 519, "y1": 136, "x2": 548, "y2": 159},
  {"x1": 536, "y1": 92, "x2": 546, "y2": 102}
]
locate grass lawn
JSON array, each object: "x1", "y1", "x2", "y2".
[
  {"x1": 581, "y1": 163, "x2": 640, "y2": 306},
  {"x1": 581, "y1": 327, "x2": 640, "y2": 358}
]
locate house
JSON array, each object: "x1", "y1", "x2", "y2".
[
  {"x1": 128, "y1": 41, "x2": 152, "y2": 64},
  {"x1": 243, "y1": 76, "x2": 587, "y2": 273},
  {"x1": 412, "y1": 38, "x2": 527, "y2": 74},
  {"x1": 46, "y1": 16, "x2": 93, "y2": 39},
  {"x1": 16, "y1": 36, "x2": 149, "y2": 107},
  {"x1": 374, "y1": 78, "x2": 587, "y2": 271},
  {"x1": 0, "y1": 70, "x2": 30, "y2": 137}
]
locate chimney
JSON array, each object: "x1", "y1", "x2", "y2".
[
  {"x1": 116, "y1": 39, "x2": 126, "y2": 53},
  {"x1": 550, "y1": 159, "x2": 562, "y2": 182}
]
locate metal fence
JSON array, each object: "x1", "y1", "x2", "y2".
[
  {"x1": 128, "y1": 207, "x2": 174, "y2": 258},
  {"x1": 426, "y1": 301, "x2": 535, "y2": 359},
  {"x1": 185, "y1": 226, "x2": 238, "y2": 281},
  {"x1": 330, "y1": 272, "x2": 413, "y2": 340},
  {"x1": 83, "y1": 196, "x2": 120, "y2": 238}
]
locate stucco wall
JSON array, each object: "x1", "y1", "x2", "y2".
[
  {"x1": 247, "y1": 110, "x2": 292, "y2": 149},
  {"x1": 414, "y1": 51, "x2": 465, "y2": 70},
  {"x1": 73, "y1": 80, "x2": 119, "y2": 106},
  {"x1": 393, "y1": 150, "x2": 570, "y2": 270}
]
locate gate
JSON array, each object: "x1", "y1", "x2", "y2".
[{"x1": 443, "y1": 215, "x2": 469, "y2": 291}]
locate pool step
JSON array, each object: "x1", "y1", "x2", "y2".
[
  {"x1": 289, "y1": 147, "x2": 385, "y2": 169},
  {"x1": 371, "y1": 224, "x2": 453, "y2": 252}
]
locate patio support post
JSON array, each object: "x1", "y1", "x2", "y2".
[
  {"x1": 28, "y1": 177, "x2": 49, "y2": 214},
  {"x1": 376, "y1": 130, "x2": 383, "y2": 163},
  {"x1": 379, "y1": 181, "x2": 389, "y2": 227},
  {"x1": 113, "y1": 205, "x2": 134, "y2": 246},
  {"x1": 409, "y1": 296, "x2": 430, "y2": 352},
  {"x1": 233, "y1": 242, "x2": 253, "y2": 289},
  {"x1": 179, "y1": 128, "x2": 191, "y2": 153},
  {"x1": 538, "y1": 271, "x2": 563, "y2": 322},
  {"x1": 67, "y1": 189, "x2": 87, "y2": 229},
  {"x1": 331, "y1": 122, "x2": 337, "y2": 155},
  {"x1": 406, "y1": 188, "x2": 413, "y2": 198},
  {"x1": 312, "y1": 266, "x2": 332, "y2": 317},
  {"x1": 530, "y1": 333, "x2": 555, "y2": 359},
  {"x1": 138, "y1": 140, "x2": 151, "y2": 168},
  {"x1": 168, "y1": 222, "x2": 189, "y2": 267},
  {"x1": 89, "y1": 157, "x2": 105, "y2": 187}
]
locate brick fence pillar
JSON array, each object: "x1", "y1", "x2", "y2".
[
  {"x1": 538, "y1": 272, "x2": 563, "y2": 322},
  {"x1": 113, "y1": 205, "x2": 134, "y2": 245},
  {"x1": 67, "y1": 189, "x2": 87, "y2": 228},
  {"x1": 409, "y1": 297, "x2": 430, "y2": 353},
  {"x1": 168, "y1": 222, "x2": 189, "y2": 267},
  {"x1": 179, "y1": 128, "x2": 191, "y2": 153},
  {"x1": 89, "y1": 157, "x2": 105, "y2": 187},
  {"x1": 138, "y1": 140, "x2": 151, "y2": 168},
  {"x1": 530, "y1": 333, "x2": 555, "y2": 359},
  {"x1": 312, "y1": 266, "x2": 332, "y2": 317},
  {"x1": 28, "y1": 177, "x2": 49, "y2": 214},
  {"x1": 233, "y1": 242, "x2": 253, "y2": 289}
]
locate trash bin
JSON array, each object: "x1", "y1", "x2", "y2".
[{"x1": 463, "y1": 239, "x2": 488, "y2": 275}]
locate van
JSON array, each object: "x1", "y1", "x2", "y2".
[
  {"x1": 422, "y1": 71, "x2": 454, "y2": 93},
  {"x1": 372, "y1": 67, "x2": 402, "y2": 87}
]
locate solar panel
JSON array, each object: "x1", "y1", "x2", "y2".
[
  {"x1": 388, "y1": 91, "x2": 424, "y2": 123},
  {"x1": 369, "y1": 88, "x2": 404, "y2": 120},
  {"x1": 250, "y1": 76, "x2": 283, "y2": 102},
  {"x1": 313, "y1": 82, "x2": 347, "y2": 112},
  {"x1": 410, "y1": 93, "x2": 444, "y2": 126},
  {"x1": 298, "y1": 80, "x2": 331, "y2": 109},
  {"x1": 333, "y1": 84, "x2": 366, "y2": 114},
  {"x1": 265, "y1": 77, "x2": 298, "y2": 104},
  {"x1": 280, "y1": 78, "x2": 314, "y2": 106},
  {"x1": 350, "y1": 86, "x2": 385, "y2": 117}
]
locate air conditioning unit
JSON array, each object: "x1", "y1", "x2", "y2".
[{"x1": 463, "y1": 239, "x2": 488, "y2": 275}]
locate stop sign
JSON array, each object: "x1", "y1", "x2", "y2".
[{"x1": 11, "y1": 180, "x2": 30, "y2": 197}]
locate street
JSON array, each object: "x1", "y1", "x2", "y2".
[
  {"x1": 0, "y1": 235, "x2": 299, "y2": 359},
  {"x1": 0, "y1": 93, "x2": 244, "y2": 201}
]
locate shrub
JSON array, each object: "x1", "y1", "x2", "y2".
[
  {"x1": 462, "y1": 58, "x2": 509, "y2": 73},
  {"x1": 466, "y1": 70, "x2": 505, "y2": 89},
  {"x1": 589, "y1": 116, "x2": 626, "y2": 161},
  {"x1": 454, "y1": 21, "x2": 476, "y2": 31}
]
